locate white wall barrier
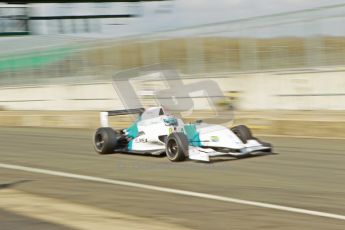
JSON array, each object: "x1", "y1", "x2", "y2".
[{"x1": 1, "y1": 71, "x2": 345, "y2": 111}]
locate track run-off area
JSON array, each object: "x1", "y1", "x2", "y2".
[{"x1": 0, "y1": 127, "x2": 344, "y2": 230}]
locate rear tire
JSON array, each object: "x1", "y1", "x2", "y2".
[
  {"x1": 93, "y1": 128, "x2": 119, "y2": 154},
  {"x1": 231, "y1": 125, "x2": 253, "y2": 143},
  {"x1": 165, "y1": 132, "x2": 188, "y2": 162}
]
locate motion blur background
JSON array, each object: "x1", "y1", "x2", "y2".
[
  {"x1": 1, "y1": 0, "x2": 345, "y2": 137},
  {"x1": 1, "y1": 2, "x2": 345, "y2": 230}
]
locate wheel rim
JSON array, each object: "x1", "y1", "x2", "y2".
[
  {"x1": 95, "y1": 133, "x2": 104, "y2": 150},
  {"x1": 167, "y1": 139, "x2": 178, "y2": 159}
]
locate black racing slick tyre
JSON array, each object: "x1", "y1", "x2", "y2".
[
  {"x1": 93, "y1": 128, "x2": 119, "y2": 154},
  {"x1": 165, "y1": 132, "x2": 188, "y2": 162},
  {"x1": 231, "y1": 125, "x2": 253, "y2": 144}
]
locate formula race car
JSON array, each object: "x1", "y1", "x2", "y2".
[{"x1": 93, "y1": 107, "x2": 272, "y2": 162}]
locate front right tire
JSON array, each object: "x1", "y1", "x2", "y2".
[
  {"x1": 231, "y1": 125, "x2": 273, "y2": 152},
  {"x1": 231, "y1": 125, "x2": 253, "y2": 143}
]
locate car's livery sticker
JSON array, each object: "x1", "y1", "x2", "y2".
[{"x1": 211, "y1": 136, "x2": 220, "y2": 142}]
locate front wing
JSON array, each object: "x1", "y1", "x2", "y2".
[{"x1": 188, "y1": 142, "x2": 271, "y2": 162}]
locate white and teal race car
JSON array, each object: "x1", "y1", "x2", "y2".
[{"x1": 93, "y1": 107, "x2": 272, "y2": 162}]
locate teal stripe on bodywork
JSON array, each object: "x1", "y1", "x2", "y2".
[
  {"x1": 126, "y1": 122, "x2": 139, "y2": 139},
  {"x1": 126, "y1": 116, "x2": 141, "y2": 150},
  {"x1": 184, "y1": 124, "x2": 202, "y2": 147}
]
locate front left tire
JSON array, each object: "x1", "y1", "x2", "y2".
[{"x1": 165, "y1": 132, "x2": 188, "y2": 162}]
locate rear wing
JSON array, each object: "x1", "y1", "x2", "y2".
[{"x1": 100, "y1": 108, "x2": 145, "y2": 127}]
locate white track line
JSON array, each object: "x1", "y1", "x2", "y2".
[{"x1": 1, "y1": 163, "x2": 344, "y2": 221}]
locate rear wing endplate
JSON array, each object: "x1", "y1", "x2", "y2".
[{"x1": 100, "y1": 108, "x2": 145, "y2": 127}]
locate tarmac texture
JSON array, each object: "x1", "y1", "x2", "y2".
[{"x1": 0, "y1": 127, "x2": 344, "y2": 230}]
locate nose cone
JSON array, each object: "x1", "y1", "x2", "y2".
[{"x1": 197, "y1": 124, "x2": 245, "y2": 149}]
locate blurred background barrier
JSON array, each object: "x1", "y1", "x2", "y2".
[
  {"x1": 1, "y1": 70, "x2": 345, "y2": 111},
  {"x1": 1, "y1": 110, "x2": 345, "y2": 138},
  {"x1": 1, "y1": 2, "x2": 345, "y2": 137}
]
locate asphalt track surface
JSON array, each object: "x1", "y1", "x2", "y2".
[{"x1": 0, "y1": 127, "x2": 344, "y2": 230}]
